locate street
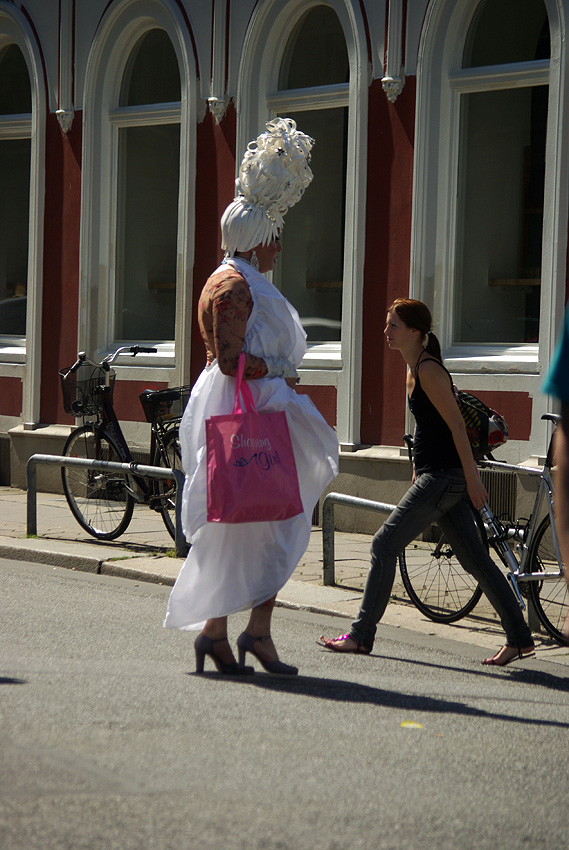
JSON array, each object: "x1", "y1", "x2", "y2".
[{"x1": 2, "y1": 558, "x2": 568, "y2": 850}]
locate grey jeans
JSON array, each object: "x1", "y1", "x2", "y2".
[{"x1": 350, "y1": 470, "x2": 533, "y2": 651}]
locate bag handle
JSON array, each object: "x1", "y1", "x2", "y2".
[{"x1": 233, "y1": 352, "x2": 257, "y2": 414}]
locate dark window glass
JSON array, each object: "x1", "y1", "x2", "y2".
[
  {"x1": 120, "y1": 29, "x2": 181, "y2": 106},
  {"x1": 115, "y1": 125, "x2": 180, "y2": 340},
  {"x1": 0, "y1": 139, "x2": 30, "y2": 335},
  {"x1": 0, "y1": 44, "x2": 31, "y2": 114},
  {"x1": 278, "y1": 7, "x2": 349, "y2": 89},
  {"x1": 464, "y1": 0, "x2": 550, "y2": 68}
]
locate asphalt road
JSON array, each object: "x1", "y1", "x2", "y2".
[{"x1": 2, "y1": 559, "x2": 568, "y2": 850}]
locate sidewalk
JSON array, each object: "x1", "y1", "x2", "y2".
[{"x1": 1, "y1": 485, "x2": 568, "y2": 667}]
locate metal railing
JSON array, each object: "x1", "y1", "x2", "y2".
[
  {"x1": 26, "y1": 453, "x2": 188, "y2": 557},
  {"x1": 322, "y1": 492, "x2": 396, "y2": 585}
]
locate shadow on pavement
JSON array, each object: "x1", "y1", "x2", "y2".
[{"x1": 188, "y1": 668, "x2": 569, "y2": 728}]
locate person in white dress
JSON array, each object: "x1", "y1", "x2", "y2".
[{"x1": 164, "y1": 119, "x2": 339, "y2": 675}]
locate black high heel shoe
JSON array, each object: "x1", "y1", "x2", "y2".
[
  {"x1": 194, "y1": 633, "x2": 254, "y2": 675},
  {"x1": 236, "y1": 632, "x2": 298, "y2": 676}
]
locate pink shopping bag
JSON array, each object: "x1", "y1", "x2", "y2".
[{"x1": 206, "y1": 354, "x2": 303, "y2": 523}]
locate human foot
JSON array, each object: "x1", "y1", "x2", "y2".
[
  {"x1": 318, "y1": 634, "x2": 371, "y2": 654},
  {"x1": 236, "y1": 633, "x2": 298, "y2": 676},
  {"x1": 481, "y1": 644, "x2": 535, "y2": 667},
  {"x1": 194, "y1": 634, "x2": 254, "y2": 675}
]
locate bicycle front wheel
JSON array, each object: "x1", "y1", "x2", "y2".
[
  {"x1": 62, "y1": 425, "x2": 134, "y2": 540},
  {"x1": 398, "y1": 509, "x2": 484, "y2": 623},
  {"x1": 153, "y1": 427, "x2": 184, "y2": 540},
  {"x1": 528, "y1": 514, "x2": 568, "y2": 644}
]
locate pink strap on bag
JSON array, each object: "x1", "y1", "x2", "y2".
[{"x1": 206, "y1": 353, "x2": 303, "y2": 523}]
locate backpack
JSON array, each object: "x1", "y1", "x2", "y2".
[
  {"x1": 416, "y1": 354, "x2": 508, "y2": 460},
  {"x1": 452, "y1": 387, "x2": 508, "y2": 460}
]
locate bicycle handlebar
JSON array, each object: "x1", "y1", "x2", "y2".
[{"x1": 64, "y1": 345, "x2": 158, "y2": 375}]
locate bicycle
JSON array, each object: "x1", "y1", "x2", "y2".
[
  {"x1": 59, "y1": 346, "x2": 189, "y2": 541},
  {"x1": 398, "y1": 413, "x2": 568, "y2": 644}
]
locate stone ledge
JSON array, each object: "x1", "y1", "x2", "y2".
[{"x1": 9, "y1": 423, "x2": 74, "y2": 492}]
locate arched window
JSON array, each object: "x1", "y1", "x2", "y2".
[
  {"x1": 454, "y1": 0, "x2": 549, "y2": 344},
  {"x1": 113, "y1": 29, "x2": 181, "y2": 342},
  {"x1": 413, "y1": 0, "x2": 563, "y2": 458},
  {"x1": 239, "y1": 0, "x2": 367, "y2": 445},
  {"x1": 270, "y1": 6, "x2": 349, "y2": 344},
  {"x1": 0, "y1": 43, "x2": 31, "y2": 339}
]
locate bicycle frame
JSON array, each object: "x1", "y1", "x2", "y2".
[
  {"x1": 479, "y1": 456, "x2": 564, "y2": 601},
  {"x1": 64, "y1": 345, "x2": 161, "y2": 503}
]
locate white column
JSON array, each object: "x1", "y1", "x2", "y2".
[
  {"x1": 56, "y1": 0, "x2": 74, "y2": 133},
  {"x1": 208, "y1": 0, "x2": 228, "y2": 123},
  {"x1": 382, "y1": 0, "x2": 406, "y2": 103}
]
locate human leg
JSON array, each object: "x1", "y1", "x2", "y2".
[
  {"x1": 322, "y1": 473, "x2": 467, "y2": 652},
  {"x1": 437, "y1": 501, "x2": 535, "y2": 657},
  {"x1": 237, "y1": 596, "x2": 298, "y2": 675},
  {"x1": 195, "y1": 616, "x2": 255, "y2": 675}
]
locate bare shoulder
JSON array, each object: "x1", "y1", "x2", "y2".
[
  {"x1": 418, "y1": 357, "x2": 446, "y2": 379},
  {"x1": 418, "y1": 358, "x2": 452, "y2": 393}
]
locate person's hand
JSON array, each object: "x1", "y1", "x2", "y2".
[{"x1": 466, "y1": 474, "x2": 488, "y2": 511}]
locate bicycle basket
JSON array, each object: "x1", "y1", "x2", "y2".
[
  {"x1": 59, "y1": 364, "x2": 115, "y2": 416},
  {"x1": 139, "y1": 385, "x2": 191, "y2": 425}
]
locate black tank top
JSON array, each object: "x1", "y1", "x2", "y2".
[{"x1": 408, "y1": 358, "x2": 461, "y2": 474}]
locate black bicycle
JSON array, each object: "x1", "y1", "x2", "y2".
[{"x1": 59, "y1": 346, "x2": 189, "y2": 541}]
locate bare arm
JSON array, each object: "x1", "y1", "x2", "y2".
[
  {"x1": 552, "y1": 404, "x2": 569, "y2": 640},
  {"x1": 554, "y1": 404, "x2": 569, "y2": 567},
  {"x1": 419, "y1": 361, "x2": 489, "y2": 509}
]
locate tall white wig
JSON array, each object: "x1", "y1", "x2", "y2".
[{"x1": 221, "y1": 117, "x2": 314, "y2": 255}]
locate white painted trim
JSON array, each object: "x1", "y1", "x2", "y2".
[
  {"x1": 57, "y1": 0, "x2": 74, "y2": 132},
  {"x1": 80, "y1": 0, "x2": 197, "y2": 386},
  {"x1": 449, "y1": 59, "x2": 550, "y2": 91},
  {"x1": 208, "y1": 0, "x2": 228, "y2": 122},
  {"x1": 382, "y1": 0, "x2": 405, "y2": 102},
  {"x1": 267, "y1": 83, "x2": 350, "y2": 109},
  {"x1": 0, "y1": 4, "x2": 46, "y2": 428},
  {"x1": 411, "y1": 0, "x2": 568, "y2": 458}
]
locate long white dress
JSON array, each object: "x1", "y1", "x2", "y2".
[{"x1": 163, "y1": 258, "x2": 339, "y2": 630}]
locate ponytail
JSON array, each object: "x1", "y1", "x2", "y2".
[{"x1": 424, "y1": 331, "x2": 442, "y2": 362}]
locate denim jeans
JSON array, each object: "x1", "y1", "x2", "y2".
[{"x1": 350, "y1": 470, "x2": 533, "y2": 651}]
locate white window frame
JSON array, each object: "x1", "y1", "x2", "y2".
[
  {"x1": 236, "y1": 0, "x2": 369, "y2": 447},
  {"x1": 267, "y1": 83, "x2": 349, "y2": 356},
  {"x1": 0, "y1": 8, "x2": 46, "y2": 429},
  {"x1": 108, "y1": 102, "x2": 181, "y2": 349},
  {"x1": 80, "y1": 0, "x2": 197, "y2": 386},
  {"x1": 412, "y1": 0, "x2": 567, "y2": 458}
]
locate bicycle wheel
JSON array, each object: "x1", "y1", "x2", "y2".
[
  {"x1": 153, "y1": 427, "x2": 184, "y2": 540},
  {"x1": 398, "y1": 508, "x2": 484, "y2": 623},
  {"x1": 528, "y1": 514, "x2": 568, "y2": 644},
  {"x1": 61, "y1": 425, "x2": 134, "y2": 540}
]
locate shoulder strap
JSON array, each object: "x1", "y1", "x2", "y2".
[{"x1": 415, "y1": 353, "x2": 454, "y2": 392}]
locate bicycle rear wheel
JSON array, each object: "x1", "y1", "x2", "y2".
[
  {"x1": 62, "y1": 425, "x2": 134, "y2": 540},
  {"x1": 153, "y1": 427, "x2": 184, "y2": 540},
  {"x1": 527, "y1": 514, "x2": 568, "y2": 644},
  {"x1": 398, "y1": 508, "x2": 484, "y2": 623}
]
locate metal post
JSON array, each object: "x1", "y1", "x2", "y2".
[
  {"x1": 26, "y1": 458, "x2": 38, "y2": 537},
  {"x1": 171, "y1": 468, "x2": 188, "y2": 558},
  {"x1": 321, "y1": 493, "x2": 396, "y2": 586},
  {"x1": 322, "y1": 495, "x2": 336, "y2": 586},
  {"x1": 26, "y1": 454, "x2": 189, "y2": 557}
]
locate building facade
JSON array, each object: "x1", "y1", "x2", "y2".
[{"x1": 0, "y1": 0, "x2": 566, "y2": 521}]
